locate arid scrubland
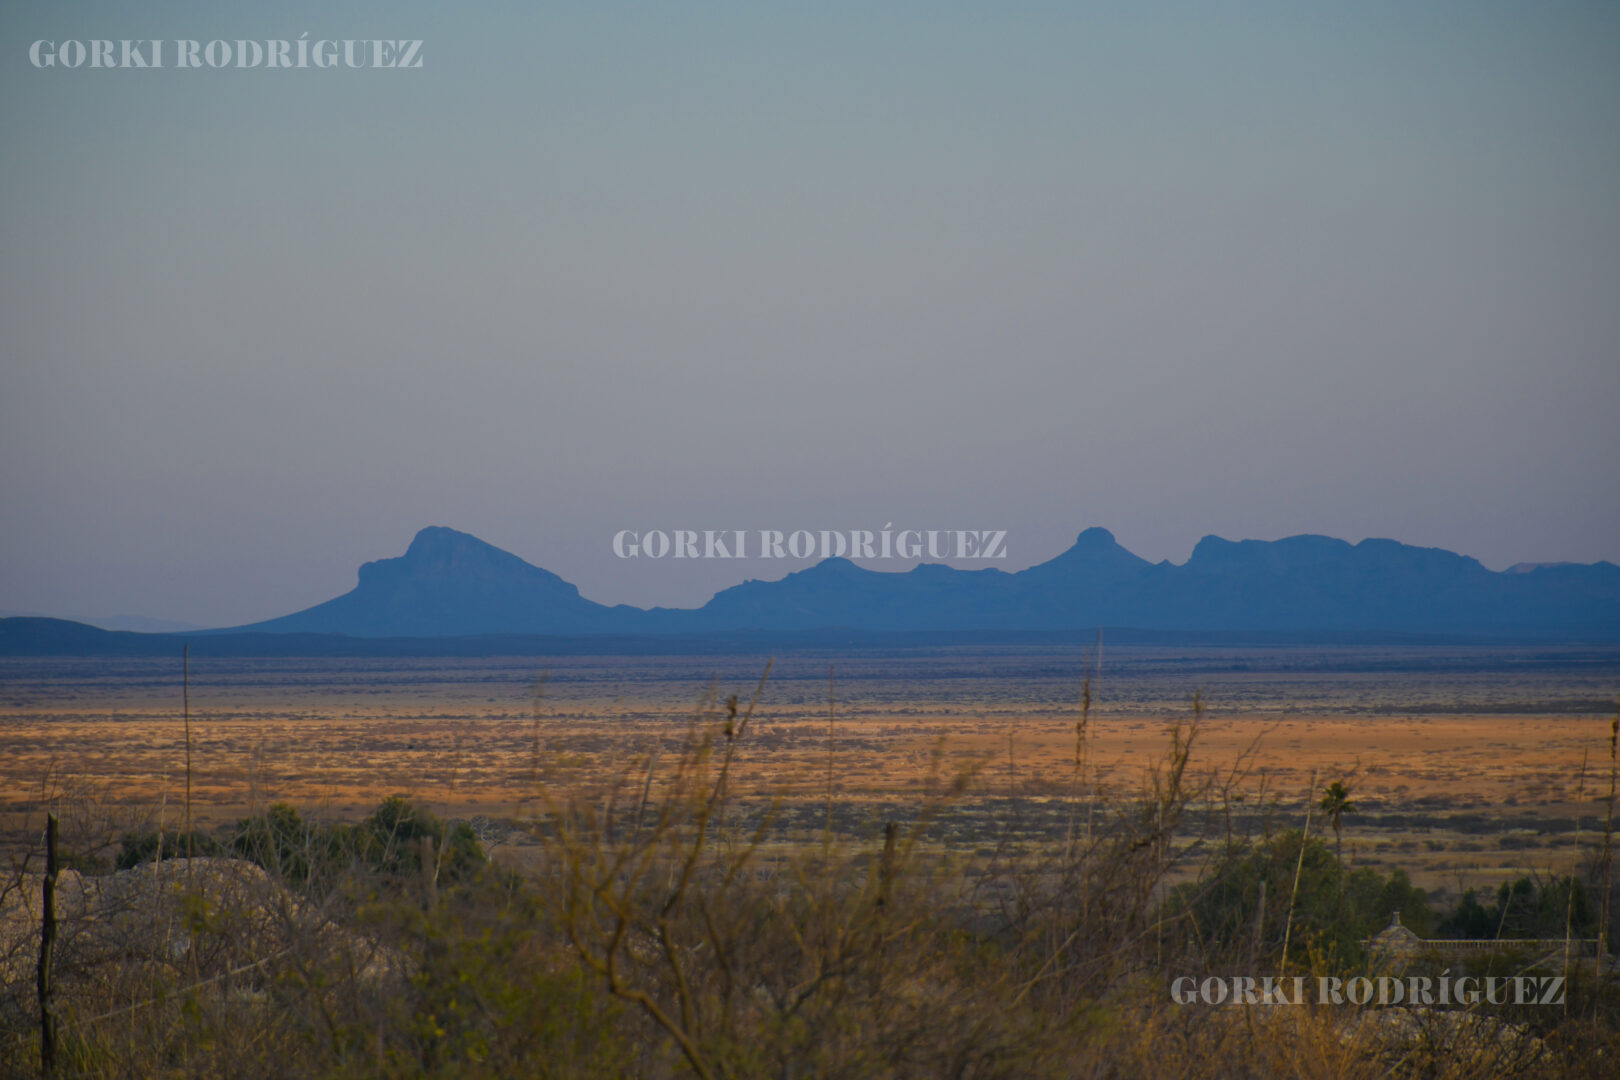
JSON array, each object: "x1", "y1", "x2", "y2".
[{"x1": 1, "y1": 646, "x2": 1618, "y2": 1077}]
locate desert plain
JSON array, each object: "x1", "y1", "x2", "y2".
[{"x1": 3, "y1": 643, "x2": 1616, "y2": 904}]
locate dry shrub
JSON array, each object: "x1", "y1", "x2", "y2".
[{"x1": 1, "y1": 677, "x2": 1615, "y2": 1079}]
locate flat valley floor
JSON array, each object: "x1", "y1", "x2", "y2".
[{"x1": 3, "y1": 644, "x2": 1617, "y2": 901}]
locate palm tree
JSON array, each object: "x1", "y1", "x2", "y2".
[{"x1": 1319, "y1": 780, "x2": 1358, "y2": 869}]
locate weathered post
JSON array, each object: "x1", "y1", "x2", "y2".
[
  {"x1": 37, "y1": 811, "x2": 59, "y2": 1077},
  {"x1": 420, "y1": 835, "x2": 438, "y2": 908},
  {"x1": 877, "y1": 821, "x2": 898, "y2": 911}
]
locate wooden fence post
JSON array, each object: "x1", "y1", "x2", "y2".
[{"x1": 37, "y1": 811, "x2": 59, "y2": 1077}]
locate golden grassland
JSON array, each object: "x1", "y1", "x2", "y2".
[{"x1": 2, "y1": 647, "x2": 1615, "y2": 897}]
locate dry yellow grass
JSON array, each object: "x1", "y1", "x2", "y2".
[
  {"x1": 2, "y1": 700, "x2": 1604, "y2": 812},
  {"x1": 2, "y1": 648, "x2": 1612, "y2": 896}
]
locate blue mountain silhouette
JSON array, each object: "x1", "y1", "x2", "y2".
[
  {"x1": 221, "y1": 525, "x2": 1619, "y2": 640},
  {"x1": 236, "y1": 526, "x2": 633, "y2": 636}
]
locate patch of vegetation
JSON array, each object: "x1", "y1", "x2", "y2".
[
  {"x1": 1169, "y1": 830, "x2": 1434, "y2": 967},
  {"x1": 1438, "y1": 874, "x2": 1601, "y2": 940},
  {"x1": 115, "y1": 796, "x2": 486, "y2": 887}
]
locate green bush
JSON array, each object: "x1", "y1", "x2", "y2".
[
  {"x1": 1168, "y1": 829, "x2": 1433, "y2": 966},
  {"x1": 1437, "y1": 874, "x2": 1599, "y2": 940},
  {"x1": 115, "y1": 828, "x2": 222, "y2": 869},
  {"x1": 225, "y1": 796, "x2": 485, "y2": 886}
]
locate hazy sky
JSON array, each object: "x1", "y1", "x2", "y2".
[{"x1": 3, "y1": 1, "x2": 1617, "y2": 626}]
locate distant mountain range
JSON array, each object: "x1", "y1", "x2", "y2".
[
  {"x1": 3, "y1": 526, "x2": 1615, "y2": 655},
  {"x1": 0, "y1": 609, "x2": 203, "y2": 634},
  {"x1": 207, "y1": 525, "x2": 1616, "y2": 641}
]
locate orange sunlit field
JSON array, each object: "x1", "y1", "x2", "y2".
[{"x1": 4, "y1": 645, "x2": 1616, "y2": 897}]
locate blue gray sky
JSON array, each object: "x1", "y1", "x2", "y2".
[{"x1": 2, "y1": 1, "x2": 1617, "y2": 627}]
